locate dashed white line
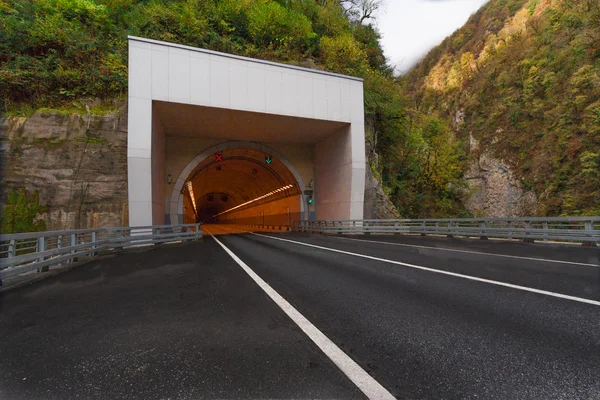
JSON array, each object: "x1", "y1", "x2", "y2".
[
  {"x1": 251, "y1": 233, "x2": 600, "y2": 307},
  {"x1": 209, "y1": 232, "x2": 396, "y2": 400},
  {"x1": 325, "y1": 235, "x2": 599, "y2": 267}
]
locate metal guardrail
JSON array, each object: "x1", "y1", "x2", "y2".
[
  {"x1": 0, "y1": 224, "x2": 202, "y2": 284},
  {"x1": 292, "y1": 217, "x2": 600, "y2": 245}
]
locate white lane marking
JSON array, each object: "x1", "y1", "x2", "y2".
[
  {"x1": 251, "y1": 233, "x2": 600, "y2": 307},
  {"x1": 325, "y1": 235, "x2": 599, "y2": 268},
  {"x1": 209, "y1": 233, "x2": 395, "y2": 400}
]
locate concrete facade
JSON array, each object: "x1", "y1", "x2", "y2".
[{"x1": 128, "y1": 36, "x2": 366, "y2": 226}]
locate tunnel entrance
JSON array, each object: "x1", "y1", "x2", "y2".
[
  {"x1": 180, "y1": 148, "x2": 302, "y2": 225},
  {"x1": 128, "y1": 36, "x2": 367, "y2": 227}
]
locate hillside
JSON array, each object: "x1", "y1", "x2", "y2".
[
  {"x1": 1, "y1": 0, "x2": 413, "y2": 230},
  {"x1": 405, "y1": 0, "x2": 600, "y2": 216}
]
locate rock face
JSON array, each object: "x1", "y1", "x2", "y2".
[
  {"x1": 363, "y1": 162, "x2": 400, "y2": 220},
  {"x1": 463, "y1": 135, "x2": 538, "y2": 217},
  {"x1": 0, "y1": 106, "x2": 128, "y2": 230}
]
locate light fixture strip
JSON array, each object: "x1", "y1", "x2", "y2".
[
  {"x1": 186, "y1": 181, "x2": 198, "y2": 215},
  {"x1": 213, "y1": 184, "x2": 293, "y2": 217}
]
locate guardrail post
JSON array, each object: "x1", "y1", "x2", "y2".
[
  {"x1": 152, "y1": 227, "x2": 163, "y2": 246},
  {"x1": 91, "y1": 231, "x2": 98, "y2": 255},
  {"x1": 523, "y1": 221, "x2": 535, "y2": 243},
  {"x1": 479, "y1": 221, "x2": 488, "y2": 240},
  {"x1": 69, "y1": 234, "x2": 77, "y2": 263},
  {"x1": 542, "y1": 221, "x2": 549, "y2": 242},
  {"x1": 582, "y1": 220, "x2": 597, "y2": 247},
  {"x1": 420, "y1": 221, "x2": 426, "y2": 236},
  {"x1": 447, "y1": 222, "x2": 454, "y2": 238},
  {"x1": 394, "y1": 221, "x2": 400, "y2": 235},
  {"x1": 37, "y1": 236, "x2": 49, "y2": 273},
  {"x1": 8, "y1": 239, "x2": 16, "y2": 258},
  {"x1": 365, "y1": 221, "x2": 370, "y2": 235}
]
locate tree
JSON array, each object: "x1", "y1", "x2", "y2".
[{"x1": 340, "y1": 0, "x2": 384, "y2": 24}]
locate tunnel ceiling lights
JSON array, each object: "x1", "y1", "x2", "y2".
[
  {"x1": 186, "y1": 181, "x2": 198, "y2": 216},
  {"x1": 213, "y1": 184, "x2": 294, "y2": 218}
]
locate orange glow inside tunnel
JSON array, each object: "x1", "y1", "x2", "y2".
[{"x1": 181, "y1": 148, "x2": 303, "y2": 225}]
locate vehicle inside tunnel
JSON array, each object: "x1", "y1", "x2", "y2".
[{"x1": 181, "y1": 148, "x2": 302, "y2": 226}]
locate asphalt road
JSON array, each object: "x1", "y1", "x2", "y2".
[{"x1": 2, "y1": 230, "x2": 600, "y2": 399}]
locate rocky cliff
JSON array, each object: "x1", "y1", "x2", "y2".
[{"x1": 0, "y1": 104, "x2": 128, "y2": 230}]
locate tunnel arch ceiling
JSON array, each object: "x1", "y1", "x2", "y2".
[
  {"x1": 173, "y1": 145, "x2": 304, "y2": 225},
  {"x1": 127, "y1": 36, "x2": 366, "y2": 227}
]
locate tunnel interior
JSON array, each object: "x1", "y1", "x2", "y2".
[{"x1": 181, "y1": 148, "x2": 302, "y2": 225}]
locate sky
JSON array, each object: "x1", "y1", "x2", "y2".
[{"x1": 374, "y1": 0, "x2": 490, "y2": 74}]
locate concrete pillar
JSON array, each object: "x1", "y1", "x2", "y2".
[{"x1": 127, "y1": 40, "x2": 153, "y2": 227}]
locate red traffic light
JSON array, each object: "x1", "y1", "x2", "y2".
[{"x1": 215, "y1": 152, "x2": 223, "y2": 162}]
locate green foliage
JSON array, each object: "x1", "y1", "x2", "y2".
[
  {"x1": 1, "y1": 188, "x2": 47, "y2": 234},
  {"x1": 320, "y1": 33, "x2": 368, "y2": 74},
  {"x1": 246, "y1": 1, "x2": 316, "y2": 52},
  {"x1": 0, "y1": 0, "x2": 471, "y2": 218},
  {"x1": 406, "y1": 0, "x2": 600, "y2": 216}
]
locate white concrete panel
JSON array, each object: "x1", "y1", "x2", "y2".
[
  {"x1": 297, "y1": 75, "x2": 313, "y2": 118},
  {"x1": 127, "y1": 97, "x2": 152, "y2": 151},
  {"x1": 350, "y1": 123, "x2": 366, "y2": 164},
  {"x1": 351, "y1": 81, "x2": 365, "y2": 124},
  {"x1": 281, "y1": 71, "x2": 298, "y2": 116},
  {"x1": 349, "y1": 201, "x2": 364, "y2": 220},
  {"x1": 127, "y1": 147, "x2": 151, "y2": 159},
  {"x1": 340, "y1": 81, "x2": 351, "y2": 122},
  {"x1": 229, "y1": 62, "x2": 249, "y2": 111},
  {"x1": 131, "y1": 40, "x2": 152, "y2": 50},
  {"x1": 129, "y1": 46, "x2": 151, "y2": 99},
  {"x1": 128, "y1": 157, "x2": 152, "y2": 202},
  {"x1": 316, "y1": 164, "x2": 352, "y2": 205},
  {"x1": 129, "y1": 201, "x2": 153, "y2": 227},
  {"x1": 190, "y1": 52, "x2": 210, "y2": 106},
  {"x1": 314, "y1": 127, "x2": 351, "y2": 173},
  {"x1": 316, "y1": 202, "x2": 350, "y2": 221},
  {"x1": 168, "y1": 51, "x2": 190, "y2": 103},
  {"x1": 326, "y1": 77, "x2": 342, "y2": 121},
  {"x1": 265, "y1": 66, "x2": 282, "y2": 114},
  {"x1": 350, "y1": 165, "x2": 366, "y2": 202},
  {"x1": 313, "y1": 76, "x2": 327, "y2": 120},
  {"x1": 151, "y1": 48, "x2": 169, "y2": 101},
  {"x1": 247, "y1": 65, "x2": 266, "y2": 112},
  {"x1": 210, "y1": 59, "x2": 230, "y2": 108}
]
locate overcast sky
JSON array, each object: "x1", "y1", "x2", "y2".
[{"x1": 374, "y1": 0, "x2": 489, "y2": 74}]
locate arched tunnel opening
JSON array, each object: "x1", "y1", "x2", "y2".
[{"x1": 181, "y1": 148, "x2": 302, "y2": 226}]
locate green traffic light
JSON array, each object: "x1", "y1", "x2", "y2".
[
  {"x1": 265, "y1": 156, "x2": 272, "y2": 164},
  {"x1": 307, "y1": 197, "x2": 313, "y2": 204}
]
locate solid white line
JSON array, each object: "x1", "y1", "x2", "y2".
[
  {"x1": 325, "y1": 235, "x2": 599, "y2": 268},
  {"x1": 251, "y1": 233, "x2": 600, "y2": 307},
  {"x1": 209, "y1": 233, "x2": 395, "y2": 400}
]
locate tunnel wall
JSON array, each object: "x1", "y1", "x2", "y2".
[
  {"x1": 151, "y1": 114, "x2": 166, "y2": 225},
  {"x1": 218, "y1": 195, "x2": 301, "y2": 226}
]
